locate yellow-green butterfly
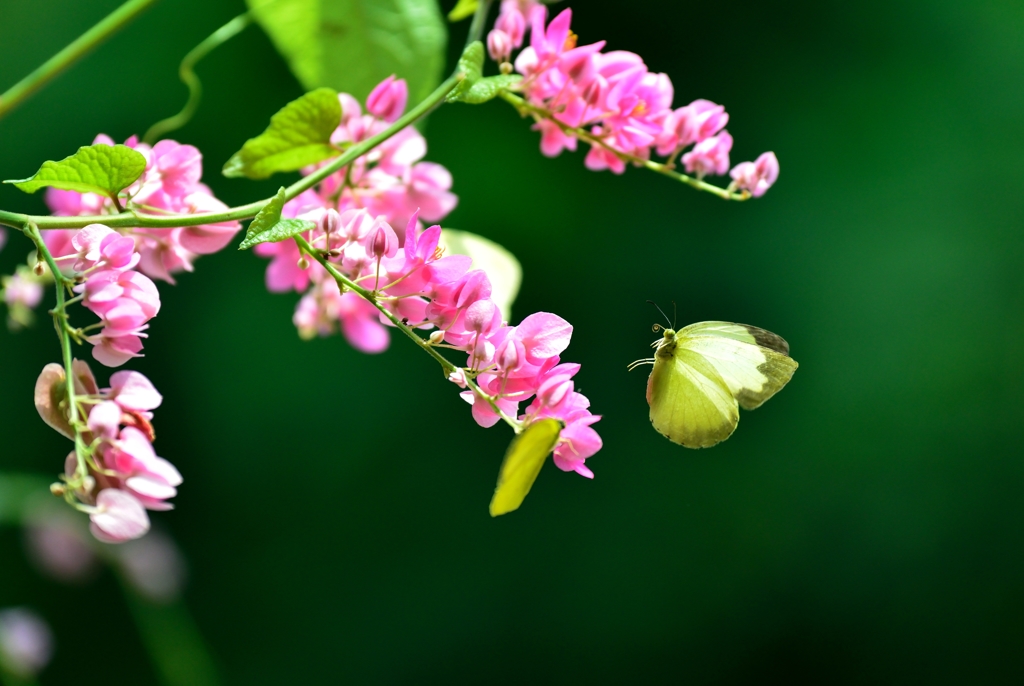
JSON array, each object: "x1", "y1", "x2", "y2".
[
  {"x1": 631, "y1": 320, "x2": 798, "y2": 448},
  {"x1": 489, "y1": 418, "x2": 563, "y2": 516}
]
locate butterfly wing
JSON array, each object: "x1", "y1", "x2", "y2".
[
  {"x1": 676, "y1": 321, "x2": 799, "y2": 410},
  {"x1": 648, "y1": 345, "x2": 740, "y2": 448},
  {"x1": 489, "y1": 418, "x2": 563, "y2": 516}
]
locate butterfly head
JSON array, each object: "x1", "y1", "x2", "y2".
[{"x1": 652, "y1": 324, "x2": 678, "y2": 358}]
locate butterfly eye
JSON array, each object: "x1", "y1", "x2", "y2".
[{"x1": 652, "y1": 324, "x2": 662, "y2": 333}]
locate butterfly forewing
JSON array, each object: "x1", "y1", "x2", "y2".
[{"x1": 677, "y1": 324, "x2": 798, "y2": 410}]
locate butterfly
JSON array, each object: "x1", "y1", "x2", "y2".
[
  {"x1": 489, "y1": 418, "x2": 563, "y2": 516},
  {"x1": 630, "y1": 318, "x2": 798, "y2": 448}
]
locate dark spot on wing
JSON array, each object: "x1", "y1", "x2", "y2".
[{"x1": 741, "y1": 325, "x2": 790, "y2": 355}]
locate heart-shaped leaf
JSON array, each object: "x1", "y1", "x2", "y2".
[
  {"x1": 5, "y1": 144, "x2": 147, "y2": 204},
  {"x1": 223, "y1": 88, "x2": 341, "y2": 180}
]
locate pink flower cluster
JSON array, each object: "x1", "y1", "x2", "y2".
[
  {"x1": 488, "y1": 6, "x2": 779, "y2": 193},
  {"x1": 43, "y1": 134, "x2": 241, "y2": 283},
  {"x1": 70, "y1": 224, "x2": 161, "y2": 367},
  {"x1": 256, "y1": 75, "x2": 457, "y2": 349},
  {"x1": 267, "y1": 207, "x2": 603, "y2": 477},
  {"x1": 254, "y1": 75, "x2": 601, "y2": 476},
  {"x1": 35, "y1": 361, "x2": 177, "y2": 543}
]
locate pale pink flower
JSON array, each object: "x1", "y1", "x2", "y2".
[
  {"x1": 488, "y1": 29, "x2": 514, "y2": 63},
  {"x1": 108, "y1": 370, "x2": 162, "y2": 413},
  {"x1": 2, "y1": 272, "x2": 43, "y2": 310},
  {"x1": 0, "y1": 608, "x2": 53, "y2": 678},
  {"x1": 682, "y1": 131, "x2": 733, "y2": 177},
  {"x1": 25, "y1": 511, "x2": 98, "y2": 583},
  {"x1": 87, "y1": 400, "x2": 122, "y2": 439},
  {"x1": 114, "y1": 530, "x2": 186, "y2": 603},
  {"x1": 730, "y1": 151, "x2": 780, "y2": 197},
  {"x1": 89, "y1": 488, "x2": 150, "y2": 543}
]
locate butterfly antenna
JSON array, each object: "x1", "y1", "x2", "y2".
[
  {"x1": 671, "y1": 300, "x2": 677, "y2": 329},
  {"x1": 646, "y1": 300, "x2": 672, "y2": 328}
]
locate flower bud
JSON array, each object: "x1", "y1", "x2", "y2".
[
  {"x1": 488, "y1": 29, "x2": 513, "y2": 63},
  {"x1": 370, "y1": 219, "x2": 399, "y2": 259},
  {"x1": 366, "y1": 75, "x2": 408, "y2": 123}
]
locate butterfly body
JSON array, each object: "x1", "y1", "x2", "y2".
[{"x1": 644, "y1": 322, "x2": 798, "y2": 448}]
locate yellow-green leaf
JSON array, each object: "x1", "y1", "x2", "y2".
[
  {"x1": 246, "y1": 0, "x2": 447, "y2": 105},
  {"x1": 224, "y1": 88, "x2": 341, "y2": 180},
  {"x1": 447, "y1": 0, "x2": 477, "y2": 21}
]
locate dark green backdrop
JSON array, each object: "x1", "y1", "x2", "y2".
[{"x1": 2, "y1": 0, "x2": 1023, "y2": 683}]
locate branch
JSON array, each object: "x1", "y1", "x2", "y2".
[{"x1": 0, "y1": 0, "x2": 159, "y2": 120}]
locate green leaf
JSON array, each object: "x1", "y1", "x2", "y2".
[
  {"x1": 223, "y1": 88, "x2": 341, "y2": 180},
  {"x1": 446, "y1": 41, "x2": 485, "y2": 102},
  {"x1": 452, "y1": 74, "x2": 522, "y2": 104},
  {"x1": 246, "y1": 0, "x2": 447, "y2": 106},
  {"x1": 238, "y1": 187, "x2": 317, "y2": 249},
  {"x1": 440, "y1": 228, "x2": 522, "y2": 318},
  {"x1": 447, "y1": 0, "x2": 477, "y2": 21},
  {"x1": 4, "y1": 144, "x2": 146, "y2": 202}
]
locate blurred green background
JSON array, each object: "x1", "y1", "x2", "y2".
[{"x1": 2, "y1": 0, "x2": 1024, "y2": 683}]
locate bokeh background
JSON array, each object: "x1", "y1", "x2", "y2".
[{"x1": 2, "y1": 0, "x2": 1023, "y2": 683}]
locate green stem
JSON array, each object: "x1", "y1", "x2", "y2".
[
  {"x1": 0, "y1": 0, "x2": 159, "y2": 120},
  {"x1": 498, "y1": 91, "x2": 751, "y2": 201},
  {"x1": 0, "y1": 74, "x2": 461, "y2": 232},
  {"x1": 23, "y1": 223, "x2": 88, "y2": 479},
  {"x1": 142, "y1": 12, "x2": 253, "y2": 144},
  {"x1": 465, "y1": 0, "x2": 494, "y2": 49},
  {"x1": 122, "y1": 591, "x2": 221, "y2": 686},
  {"x1": 294, "y1": 236, "x2": 519, "y2": 428}
]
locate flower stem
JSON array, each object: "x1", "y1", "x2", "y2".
[
  {"x1": 498, "y1": 91, "x2": 751, "y2": 201},
  {"x1": 0, "y1": 0, "x2": 159, "y2": 120},
  {"x1": 294, "y1": 236, "x2": 519, "y2": 429},
  {"x1": 23, "y1": 223, "x2": 89, "y2": 481}
]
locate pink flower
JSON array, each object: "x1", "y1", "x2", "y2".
[
  {"x1": 82, "y1": 269, "x2": 160, "y2": 319},
  {"x1": 70, "y1": 224, "x2": 139, "y2": 272},
  {"x1": 514, "y1": 312, "x2": 572, "y2": 364},
  {"x1": 730, "y1": 151, "x2": 779, "y2": 197},
  {"x1": 101, "y1": 426, "x2": 182, "y2": 510},
  {"x1": 682, "y1": 131, "x2": 733, "y2": 177},
  {"x1": 366, "y1": 75, "x2": 408, "y2": 123},
  {"x1": 89, "y1": 488, "x2": 150, "y2": 543},
  {"x1": 0, "y1": 608, "x2": 53, "y2": 678},
  {"x1": 657, "y1": 99, "x2": 729, "y2": 155}
]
